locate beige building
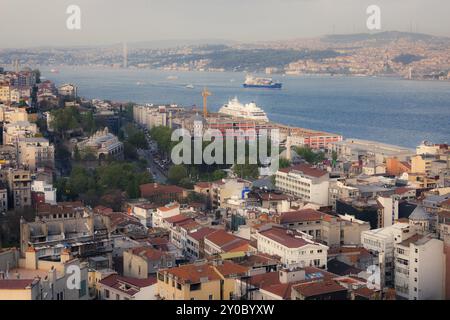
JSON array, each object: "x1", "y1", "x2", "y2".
[
  {"x1": 0, "y1": 247, "x2": 89, "y2": 300},
  {"x1": 2, "y1": 168, "x2": 32, "y2": 209},
  {"x1": 157, "y1": 260, "x2": 247, "y2": 300},
  {"x1": 123, "y1": 246, "x2": 176, "y2": 279},
  {"x1": 0, "y1": 105, "x2": 29, "y2": 123},
  {"x1": 2, "y1": 121, "x2": 38, "y2": 145},
  {"x1": 18, "y1": 137, "x2": 55, "y2": 171}
]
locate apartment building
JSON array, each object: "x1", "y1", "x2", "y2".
[
  {"x1": 17, "y1": 137, "x2": 55, "y2": 171},
  {"x1": 256, "y1": 225, "x2": 328, "y2": 268},
  {"x1": 277, "y1": 209, "x2": 369, "y2": 247},
  {"x1": 157, "y1": 260, "x2": 247, "y2": 300},
  {"x1": 361, "y1": 223, "x2": 417, "y2": 288},
  {"x1": 2, "y1": 121, "x2": 38, "y2": 145},
  {"x1": 152, "y1": 203, "x2": 180, "y2": 228},
  {"x1": 0, "y1": 247, "x2": 89, "y2": 300},
  {"x1": 3, "y1": 168, "x2": 32, "y2": 209},
  {"x1": 204, "y1": 229, "x2": 250, "y2": 256},
  {"x1": 123, "y1": 247, "x2": 176, "y2": 279},
  {"x1": 275, "y1": 164, "x2": 330, "y2": 206},
  {"x1": 394, "y1": 234, "x2": 444, "y2": 300}
]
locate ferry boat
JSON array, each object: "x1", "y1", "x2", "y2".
[
  {"x1": 243, "y1": 75, "x2": 282, "y2": 89},
  {"x1": 218, "y1": 97, "x2": 269, "y2": 122}
]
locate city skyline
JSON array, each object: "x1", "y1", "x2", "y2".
[{"x1": 1, "y1": 0, "x2": 450, "y2": 48}]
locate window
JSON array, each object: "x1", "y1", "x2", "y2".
[
  {"x1": 190, "y1": 283, "x2": 201, "y2": 291},
  {"x1": 105, "y1": 289, "x2": 110, "y2": 299},
  {"x1": 79, "y1": 280, "x2": 87, "y2": 298},
  {"x1": 209, "y1": 295, "x2": 213, "y2": 300}
]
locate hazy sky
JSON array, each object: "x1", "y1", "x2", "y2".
[{"x1": 1, "y1": 0, "x2": 449, "y2": 48}]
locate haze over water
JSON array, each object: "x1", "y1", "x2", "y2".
[{"x1": 42, "y1": 66, "x2": 450, "y2": 149}]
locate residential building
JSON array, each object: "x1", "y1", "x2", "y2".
[
  {"x1": 123, "y1": 247, "x2": 176, "y2": 279},
  {"x1": 98, "y1": 274, "x2": 157, "y2": 300},
  {"x1": 256, "y1": 225, "x2": 328, "y2": 268},
  {"x1": 204, "y1": 229, "x2": 250, "y2": 256},
  {"x1": 361, "y1": 223, "x2": 417, "y2": 288},
  {"x1": 275, "y1": 164, "x2": 330, "y2": 206},
  {"x1": 152, "y1": 203, "x2": 180, "y2": 229},
  {"x1": 394, "y1": 234, "x2": 445, "y2": 300},
  {"x1": 2, "y1": 121, "x2": 38, "y2": 145},
  {"x1": 17, "y1": 137, "x2": 55, "y2": 171}
]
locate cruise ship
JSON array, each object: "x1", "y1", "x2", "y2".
[
  {"x1": 218, "y1": 97, "x2": 269, "y2": 122},
  {"x1": 243, "y1": 75, "x2": 282, "y2": 89}
]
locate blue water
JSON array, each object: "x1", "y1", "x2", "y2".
[{"x1": 41, "y1": 66, "x2": 450, "y2": 148}]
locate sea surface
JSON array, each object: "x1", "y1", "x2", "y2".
[{"x1": 40, "y1": 66, "x2": 450, "y2": 148}]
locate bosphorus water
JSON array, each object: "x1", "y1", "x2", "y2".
[{"x1": 42, "y1": 66, "x2": 450, "y2": 148}]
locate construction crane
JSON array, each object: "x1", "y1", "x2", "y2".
[{"x1": 202, "y1": 87, "x2": 211, "y2": 118}]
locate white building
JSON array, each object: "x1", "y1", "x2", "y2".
[
  {"x1": 31, "y1": 180, "x2": 57, "y2": 204},
  {"x1": 152, "y1": 203, "x2": 180, "y2": 228},
  {"x1": 58, "y1": 84, "x2": 77, "y2": 97},
  {"x1": 361, "y1": 223, "x2": 417, "y2": 288},
  {"x1": 275, "y1": 164, "x2": 330, "y2": 206},
  {"x1": 133, "y1": 105, "x2": 170, "y2": 129},
  {"x1": 394, "y1": 234, "x2": 444, "y2": 300},
  {"x1": 98, "y1": 274, "x2": 157, "y2": 300},
  {"x1": 256, "y1": 225, "x2": 328, "y2": 268}
]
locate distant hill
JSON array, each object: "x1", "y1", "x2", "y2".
[{"x1": 321, "y1": 31, "x2": 447, "y2": 44}]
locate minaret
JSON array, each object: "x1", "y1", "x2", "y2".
[
  {"x1": 168, "y1": 111, "x2": 173, "y2": 129},
  {"x1": 122, "y1": 42, "x2": 128, "y2": 68}
]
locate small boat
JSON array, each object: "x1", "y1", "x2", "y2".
[
  {"x1": 50, "y1": 68, "x2": 59, "y2": 74},
  {"x1": 185, "y1": 84, "x2": 194, "y2": 89},
  {"x1": 167, "y1": 75, "x2": 178, "y2": 80}
]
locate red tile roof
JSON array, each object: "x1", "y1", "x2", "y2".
[
  {"x1": 130, "y1": 246, "x2": 170, "y2": 261},
  {"x1": 279, "y1": 209, "x2": 324, "y2": 224},
  {"x1": 160, "y1": 263, "x2": 221, "y2": 284},
  {"x1": 0, "y1": 279, "x2": 37, "y2": 290},
  {"x1": 279, "y1": 164, "x2": 328, "y2": 178},
  {"x1": 140, "y1": 183, "x2": 184, "y2": 197},
  {"x1": 258, "y1": 226, "x2": 310, "y2": 248},
  {"x1": 99, "y1": 274, "x2": 156, "y2": 296},
  {"x1": 292, "y1": 280, "x2": 346, "y2": 298},
  {"x1": 188, "y1": 227, "x2": 217, "y2": 241},
  {"x1": 205, "y1": 230, "x2": 250, "y2": 252},
  {"x1": 214, "y1": 261, "x2": 248, "y2": 278},
  {"x1": 163, "y1": 214, "x2": 192, "y2": 225}
]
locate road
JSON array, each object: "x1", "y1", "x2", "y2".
[{"x1": 136, "y1": 129, "x2": 169, "y2": 184}]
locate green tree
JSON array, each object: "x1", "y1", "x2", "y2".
[
  {"x1": 233, "y1": 163, "x2": 259, "y2": 179},
  {"x1": 279, "y1": 157, "x2": 291, "y2": 169},
  {"x1": 168, "y1": 165, "x2": 189, "y2": 185}
]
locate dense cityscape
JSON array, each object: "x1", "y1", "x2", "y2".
[
  {"x1": 0, "y1": 59, "x2": 449, "y2": 302},
  {"x1": 0, "y1": 1, "x2": 450, "y2": 307}
]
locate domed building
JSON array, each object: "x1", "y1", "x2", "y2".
[{"x1": 408, "y1": 205, "x2": 433, "y2": 234}]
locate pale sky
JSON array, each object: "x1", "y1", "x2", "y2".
[{"x1": 0, "y1": 0, "x2": 449, "y2": 48}]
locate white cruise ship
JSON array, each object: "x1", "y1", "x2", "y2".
[{"x1": 218, "y1": 97, "x2": 269, "y2": 122}]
